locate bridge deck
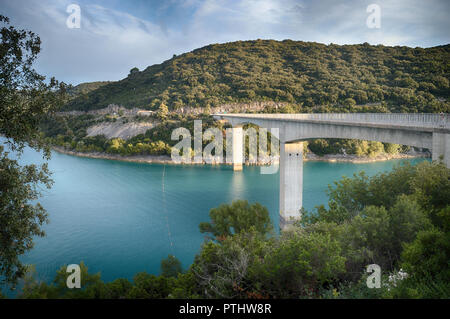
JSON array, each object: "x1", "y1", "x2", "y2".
[{"x1": 213, "y1": 113, "x2": 450, "y2": 132}]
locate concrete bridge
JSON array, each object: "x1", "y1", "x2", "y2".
[{"x1": 212, "y1": 113, "x2": 450, "y2": 229}]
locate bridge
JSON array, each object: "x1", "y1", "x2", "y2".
[{"x1": 212, "y1": 113, "x2": 450, "y2": 229}]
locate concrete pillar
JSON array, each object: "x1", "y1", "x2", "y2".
[
  {"x1": 279, "y1": 141, "x2": 303, "y2": 229},
  {"x1": 232, "y1": 126, "x2": 243, "y2": 171},
  {"x1": 432, "y1": 132, "x2": 450, "y2": 167}
]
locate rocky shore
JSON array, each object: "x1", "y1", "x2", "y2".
[{"x1": 52, "y1": 146, "x2": 429, "y2": 166}]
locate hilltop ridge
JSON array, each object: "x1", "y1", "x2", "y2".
[{"x1": 63, "y1": 40, "x2": 449, "y2": 113}]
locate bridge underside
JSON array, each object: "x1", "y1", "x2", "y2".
[{"x1": 220, "y1": 115, "x2": 449, "y2": 229}]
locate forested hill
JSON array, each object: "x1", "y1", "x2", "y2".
[
  {"x1": 67, "y1": 81, "x2": 112, "y2": 98},
  {"x1": 63, "y1": 40, "x2": 450, "y2": 113}
]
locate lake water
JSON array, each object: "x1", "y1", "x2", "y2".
[{"x1": 3, "y1": 145, "x2": 427, "y2": 287}]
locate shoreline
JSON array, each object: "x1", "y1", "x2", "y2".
[{"x1": 51, "y1": 146, "x2": 430, "y2": 165}]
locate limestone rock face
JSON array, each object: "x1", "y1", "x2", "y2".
[{"x1": 86, "y1": 121, "x2": 155, "y2": 140}]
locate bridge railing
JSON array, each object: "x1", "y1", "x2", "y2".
[{"x1": 218, "y1": 113, "x2": 449, "y2": 128}]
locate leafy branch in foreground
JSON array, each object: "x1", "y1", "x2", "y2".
[{"x1": 0, "y1": 15, "x2": 66, "y2": 286}]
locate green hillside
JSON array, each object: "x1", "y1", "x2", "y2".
[
  {"x1": 67, "y1": 81, "x2": 112, "y2": 98},
  {"x1": 63, "y1": 40, "x2": 449, "y2": 113}
]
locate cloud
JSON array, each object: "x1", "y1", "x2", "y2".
[
  {"x1": 0, "y1": 0, "x2": 448, "y2": 84},
  {"x1": 1, "y1": 0, "x2": 189, "y2": 84}
]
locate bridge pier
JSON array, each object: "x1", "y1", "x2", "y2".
[
  {"x1": 232, "y1": 126, "x2": 243, "y2": 171},
  {"x1": 279, "y1": 141, "x2": 303, "y2": 229},
  {"x1": 432, "y1": 132, "x2": 450, "y2": 167}
]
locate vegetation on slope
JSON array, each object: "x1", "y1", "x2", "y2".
[
  {"x1": 66, "y1": 81, "x2": 112, "y2": 99},
  {"x1": 63, "y1": 40, "x2": 450, "y2": 113}
]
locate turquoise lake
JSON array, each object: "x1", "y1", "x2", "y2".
[{"x1": 3, "y1": 145, "x2": 427, "y2": 286}]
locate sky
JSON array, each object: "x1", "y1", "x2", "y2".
[{"x1": 1, "y1": 0, "x2": 449, "y2": 85}]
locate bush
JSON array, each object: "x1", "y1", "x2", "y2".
[{"x1": 161, "y1": 255, "x2": 183, "y2": 278}]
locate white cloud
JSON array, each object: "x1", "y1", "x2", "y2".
[
  {"x1": 1, "y1": 0, "x2": 189, "y2": 83},
  {"x1": 1, "y1": 0, "x2": 448, "y2": 84}
]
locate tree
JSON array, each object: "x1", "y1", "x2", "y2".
[
  {"x1": 129, "y1": 67, "x2": 139, "y2": 76},
  {"x1": 127, "y1": 272, "x2": 173, "y2": 298},
  {"x1": 0, "y1": 15, "x2": 65, "y2": 286},
  {"x1": 388, "y1": 204, "x2": 450, "y2": 299},
  {"x1": 191, "y1": 230, "x2": 269, "y2": 298},
  {"x1": 199, "y1": 200, "x2": 273, "y2": 240},
  {"x1": 384, "y1": 143, "x2": 400, "y2": 154},
  {"x1": 396, "y1": 199, "x2": 450, "y2": 298},
  {"x1": 303, "y1": 161, "x2": 448, "y2": 277},
  {"x1": 157, "y1": 103, "x2": 169, "y2": 120},
  {"x1": 344, "y1": 98, "x2": 356, "y2": 108},
  {"x1": 104, "y1": 278, "x2": 133, "y2": 299},
  {"x1": 0, "y1": 149, "x2": 52, "y2": 286},
  {"x1": 257, "y1": 230, "x2": 346, "y2": 298},
  {"x1": 19, "y1": 261, "x2": 106, "y2": 299},
  {"x1": 160, "y1": 255, "x2": 182, "y2": 278}
]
